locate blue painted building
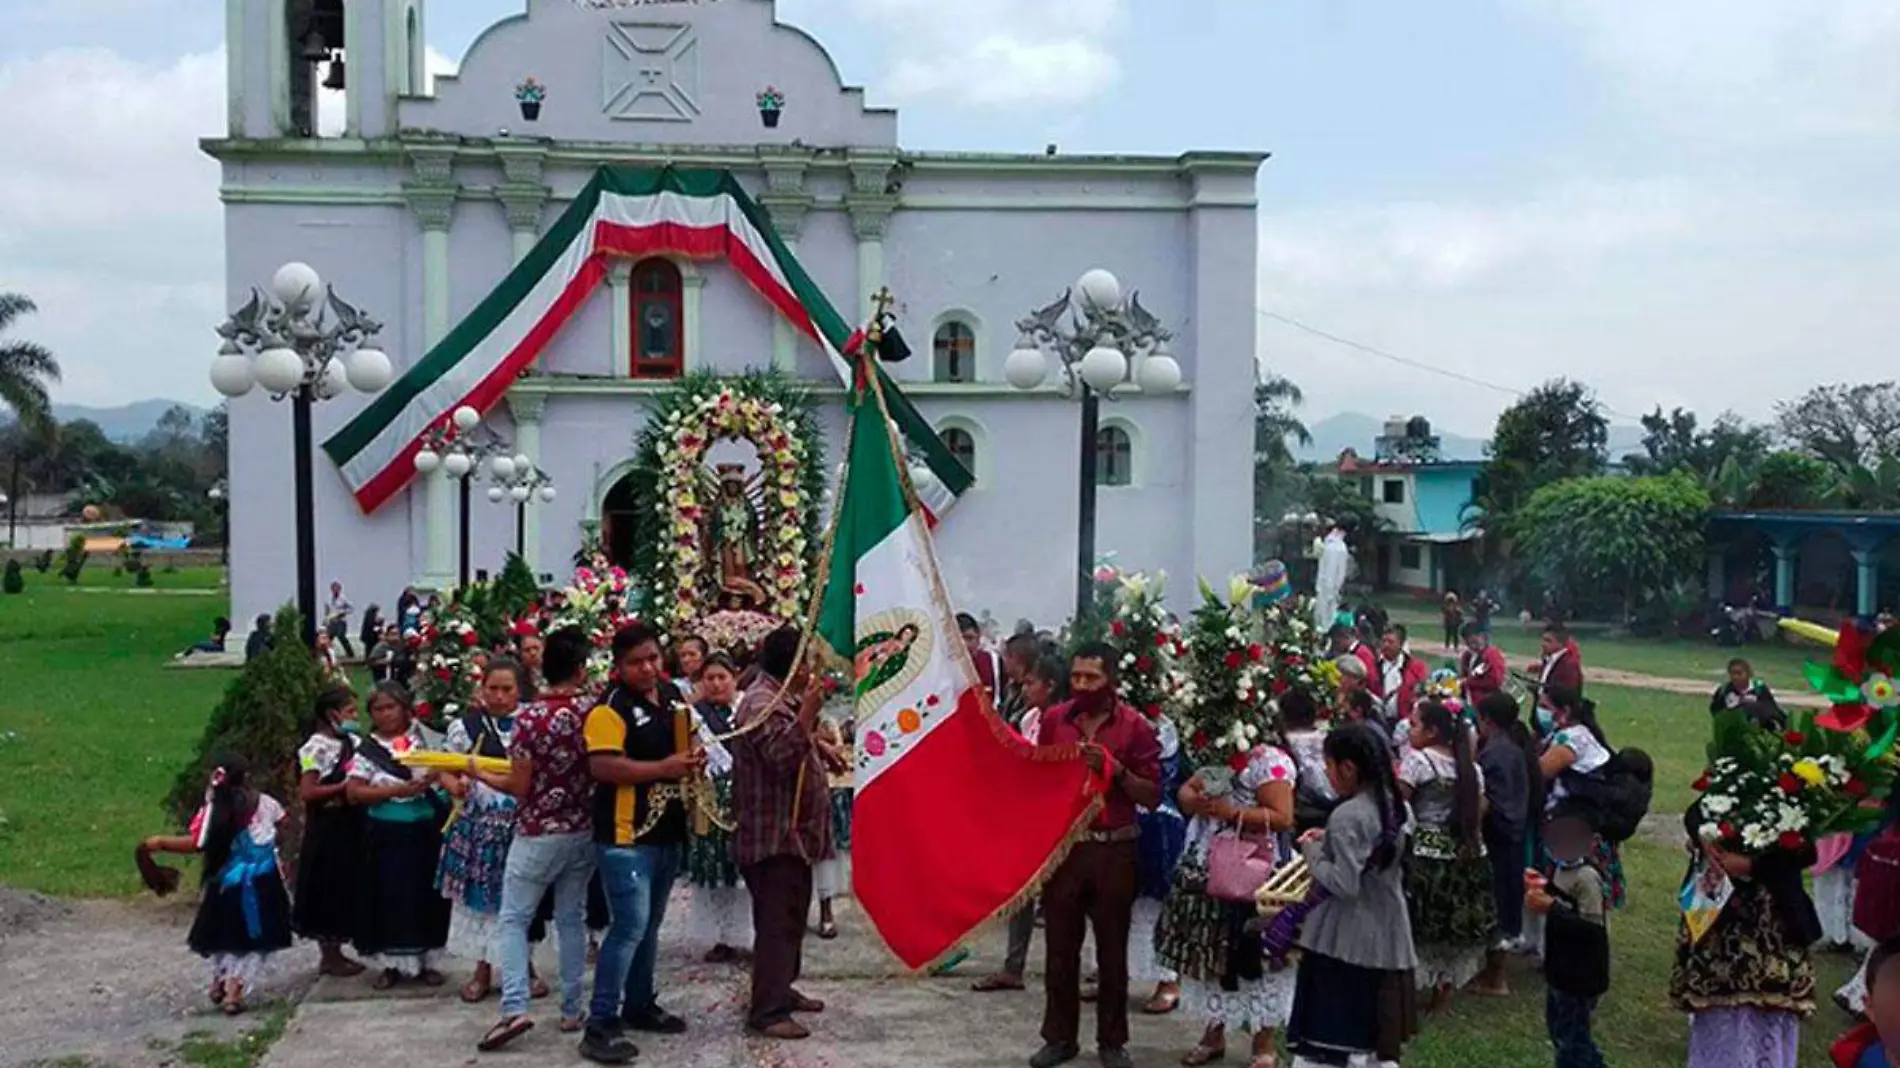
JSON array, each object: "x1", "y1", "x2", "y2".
[
  {"x1": 1324, "y1": 448, "x2": 1485, "y2": 595},
  {"x1": 1708, "y1": 510, "x2": 1900, "y2": 617}
]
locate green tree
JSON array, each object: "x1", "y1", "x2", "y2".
[
  {"x1": 1746, "y1": 451, "x2": 1835, "y2": 509},
  {"x1": 167, "y1": 605, "x2": 327, "y2": 851},
  {"x1": 1626, "y1": 407, "x2": 1772, "y2": 482},
  {"x1": 0, "y1": 294, "x2": 60, "y2": 427},
  {"x1": 1252, "y1": 371, "x2": 1311, "y2": 562},
  {"x1": 1474, "y1": 379, "x2": 1608, "y2": 540},
  {"x1": 1512, "y1": 474, "x2": 1710, "y2": 620}
]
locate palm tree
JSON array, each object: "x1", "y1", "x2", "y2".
[
  {"x1": 1254, "y1": 371, "x2": 1312, "y2": 466},
  {"x1": 0, "y1": 294, "x2": 60, "y2": 427}
]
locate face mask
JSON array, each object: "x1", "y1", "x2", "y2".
[
  {"x1": 338, "y1": 719, "x2": 361, "y2": 735},
  {"x1": 1535, "y1": 707, "x2": 1556, "y2": 734},
  {"x1": 1074, "y1": 688, "x2": 1113, "y2": 717}
]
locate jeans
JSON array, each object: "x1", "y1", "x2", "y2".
[
  {"x1": 590, "y1": 842, "x2": 683, "y2": 1022},
  {"x1": 1003, "y1": 898, "x2": 1037, "y2": 976},
  {"x1": 1546, "y1": 989, "x2": 1606, "y2": 1068},
  {"x1": 497, "y1": 832, "x2": 595, "y2": 1020}
]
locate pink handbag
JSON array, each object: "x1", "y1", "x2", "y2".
[{"x1": 1206, "y1": 824, "x2": 1275, "y2": 902}]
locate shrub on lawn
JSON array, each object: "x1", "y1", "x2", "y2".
[
  {"x1": 166, "y1": 604, "x2": 327, "y2": 856},
  {"x1": 135, "y1": 564, "x2": 154, "y2": 588},
  {"x1": 58, "y1": 534, "x2": 87, "y2": 585},
  {"x1": 2, "y1": 559, "x2": 22, "y2": 594},
  {"x1": 33, "y1": 549, "x2": 52, "y2": 573}
]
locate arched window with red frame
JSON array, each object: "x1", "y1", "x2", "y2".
[{"x1": 630, "y1": 257, "x2": 684, "y2": 379}]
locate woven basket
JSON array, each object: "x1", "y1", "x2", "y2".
[{"x1": 1255, "y1": 855, "x2": 1311, "y2": 919}]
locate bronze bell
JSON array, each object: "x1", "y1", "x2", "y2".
[{"x1": 322, "y1": 57, "x2": 346, "y2": 91}]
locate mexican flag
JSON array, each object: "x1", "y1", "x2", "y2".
[
  {"x1": 816, "y1": 372, "x2": 1103, "y2": 970},
  {"x1": 321, "y1": 167, "x2": 970, "y2": 517}
]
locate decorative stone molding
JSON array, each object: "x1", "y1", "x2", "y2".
[
  {"x1": 403, "y1": 183, "x2": 458, "y2": 231},
  {"x1": 494, "y1": 144, "x2": 548, "y2": 188},
  {"x1": 506, "y1": 389, "x2": 548, "y2": 425},
  {"x1": 497, "y1": 185, "x2": 549, "y2": 233},
  {"x1": 846, "y1": 195, "x2": 896, "y2": 240},
  {"x1": 758, "y1": 147, "x2": 812, "y2": 194},
  {"x1": 847, "y1": 152, "x2": 901, "y2": 195},
  {"x1": 406, "y1": 144, "x2": 457, "y2": 186},
  {"x1": 758, "y1": 193, "x2": 813, "y2": 240}
]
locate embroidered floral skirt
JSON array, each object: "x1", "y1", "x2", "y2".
[
  {"x1": 1669, "y1": 877, "x2": 1815, "y2": 1018},
  {"x1": 830, "y1": 786, "x2": 854, "y2": 853},
  {"x1": 435, "y1": 798, "x2": 514, "y2": 915},
  {"x1": 1403, "y1": 828, "x2": 1497, "y2": 951},
  {"x1": 687, "y1": 776, "x2": 742, "y2": 890}
]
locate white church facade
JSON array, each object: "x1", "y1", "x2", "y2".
[{"x1": 210, "y1": 0, "x2": 1264, "y2": 631}]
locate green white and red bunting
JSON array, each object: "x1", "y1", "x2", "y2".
[
  {"x1": 322, "y1": 167, "x2": 971, "y2": 517},
  {"x1": 817, "y1": 376, "x2": 1100, "y2": 970}
]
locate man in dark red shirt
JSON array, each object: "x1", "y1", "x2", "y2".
[{"x1": 1029, "y1": 641, "x2": 1161, "y2": 1068}]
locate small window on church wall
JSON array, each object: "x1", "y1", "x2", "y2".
[
  {"x1": 932, "y1": 321, "x2": 976, "y2": 383},
  {"x1": 630, "y1": 258, "x2": 684, "y2": 379},
  {"x1": 942, "y1": 427, "x2": 976, "y2": 474},
  {"x1": 1096, "y1": 426, "x2": 1133, "y2": 487}
]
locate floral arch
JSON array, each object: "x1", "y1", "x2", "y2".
[{"x1": 627, "y1": 371, "x2": 828, "y2": 635}]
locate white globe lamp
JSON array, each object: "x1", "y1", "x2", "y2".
[
  {"x1": 452, "y1": 406, "x2": 480, "y2": 432},
  {"x1": 1076, "y1": 268, "x2": 1122, "y2": 314},
  {"x1": 538, "y1": 485, "x2": 557, "y2": 503},
  {"x1": 252, "y1": 347, "x2": 307, "y2": 394},
  {"x1": 345, "y1": 346, "x2": 393, "y2": 393},
  {"x1": 1136, "y1": 352, "x2": 1182, "y2": 394},
  {"x1": 271, "y1": 262, "x2": 323, "y2": 310},
  {"x1": 414, "y1": 448, "x2": 441, "y2": 474},
  {"x1": 1079, "y1": 345, "x2": 1127, "y2": 393},
  {"x1": 510, "y1": 485, "x2": 531, "y2": 503},
  {"x1": 487, "y1": 486, "x2": 506, "y2": 503},
  {"x1": 443, "y1": 451, "x2": 473, "y2": 478},
  {"x1": 1004, "y1": 343, "x2": 1049, "y2": 390},
  {"x1": 315, "y1": 359, "x2": 348, "y2": 400},
  {"x1": 209, "y1": 351, "x2": 256, "y2": 398},
  {"x1": 512, "y1": 453, "x2": 531, "y2": 474},
  {"x1": 489, "y1": 455, "x2": 517, "y2": 480}
]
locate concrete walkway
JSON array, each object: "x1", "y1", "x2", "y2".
[{"x1": 266, "y1": 891, "x2": 1205, "y2": 1068}]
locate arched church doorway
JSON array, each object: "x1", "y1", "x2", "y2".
[{"x1": 602, "y1": 472, "x2": 641, "y2": 569}]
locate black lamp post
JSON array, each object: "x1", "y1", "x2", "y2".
[
  {"x1": 414, "y1": 407, "x2": 520, "y2": 592},
  {"x1": 209, "y1": 263, "x2": 393, "y2": 648},
  {"x1": 1004, "y1": 270, "x2": 1182, "y2": 624},
  {"x1": 208, "y1": 482, "x2": 229, "y2": 567}
]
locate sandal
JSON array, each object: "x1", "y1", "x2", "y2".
[
  {"x1": 559, "y1": 1016, "x2": 585, "y2": 1034},
  {"x1": 460, "y1": 977, "x2": 491, "y2": 1004},
  {"x1": 530, "y1": 975, "x2": 550, "y2": 999},
  {"x1": 221, "y1": 998, "x2": 246, "y2": 1017},
  {"x1": 1248, "y1": 1057, "x2": 1277, "y2": 1068},
  {"x1": 372, "y1": 969, "x2": 402, "y2": 991},
  {"x1": 478, "y1": 1016, "x2": 535, "y2": 1053},
  {"x1": 1144, "y1": 989, "x2": 1181, "y2": 1015},
  {"x1": 320, "y1": 958, "x2": 367, "y2": 978},
  {"x1": 1181, "y1": 1044, "x2": 1225, "y2": 1066},
  {"x1": 814, "y1": 921, "x2": 839, "y2": 941},
  {"x1": 971, "y1": 974, "x2": 1026, "y2": 993},
  {"x1": 419, "y1": 969, "x2": 447, "y2": 987}
]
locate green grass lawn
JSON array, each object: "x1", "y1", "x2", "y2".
[
  {"x1": 1385, "y1": 601, "x2": 1823, "y2": 690},
  {"x1": 0, "y1": 566, "x2": 233, "y2": 896},
  {"x1": 0, "y1": 576, "x2": 1865, "y2": 1066}
]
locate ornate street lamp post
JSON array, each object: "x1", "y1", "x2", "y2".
[
  {"x1": 208, "y1": 481, "x2": 229, "y2": 567},
  {"x1": 485, "y1": 457, "x2": 556, "y2": 560},
  {"x1": 209, "y1": 263, "x2": 393, "y2": 647},
  {"x1": 1006, "y1": 269, "x2": 1182, "y2": 623},
  {"x1": 413, "y1": 406, "x2": 520, "y2": 591}
]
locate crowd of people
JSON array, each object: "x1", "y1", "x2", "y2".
[{"x1": 138, "y1": 584, "x2": 1900, "y2": 1068}]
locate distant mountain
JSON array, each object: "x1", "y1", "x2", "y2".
[
  {"x1": 49, "y1": 400, "x2": 210, "y2": 442},
  {"x1": 1291, "y1": 411, "x2": 1646, "y2": 466}
]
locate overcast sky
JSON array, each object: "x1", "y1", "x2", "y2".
[{"x1": 4, "y1": 0, "x2": 1898, "y2": 436}]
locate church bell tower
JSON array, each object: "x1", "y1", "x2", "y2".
[{"x1": 227, "y1": 0, "x2": 426, "y2": 140}]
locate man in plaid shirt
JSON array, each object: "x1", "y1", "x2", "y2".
[{"x1": 729, "y1": 627, "x2": 832, "y2": 1040}]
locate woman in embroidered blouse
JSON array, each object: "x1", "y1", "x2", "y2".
[
  {"x1": 346, "y1": 681, "x2": 452, "y2": 989},
  {"x1": 686, "y1": 652, "x2": 753, "y2": 963},
  {"x1": 1279, "y1": 690, "x2": 1336, "y2": 834},
  {"x1": 292, "y1": 686, "x2": 366, "y2": 979},
  {"x1": 437, "y1": 660, "x2": 529, "y2": 1002},
  {"x1": 1538, "y1": 686, "x2": 1624, "y2": 911},
  {"x1": 1399, "y1": 699, "x2": 1496, "y2": 1012},
  {"x1": 1156, "y1": 738, "x2": 1299, "y2": 1068},
  {"x1": 140, "y1": 757, "x2": 293, "y2": 1016}
]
